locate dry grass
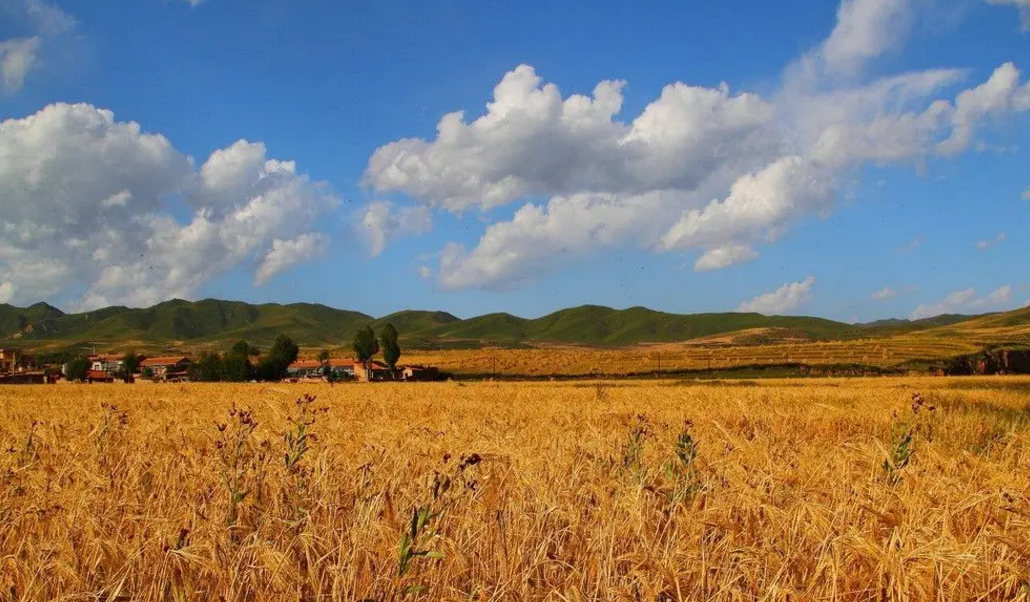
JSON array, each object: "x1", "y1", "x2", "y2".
[{"x1": 2, "y1": 378, "x2": 1030, "y2": 600}]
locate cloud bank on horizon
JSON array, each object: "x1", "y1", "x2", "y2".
[{"x1": 0, "y1": 0, "x2": 1028, "y2": 320}]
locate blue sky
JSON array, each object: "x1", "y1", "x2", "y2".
[{"x1": 0, "y1": 0, "x2": 1028, "y2": 322}]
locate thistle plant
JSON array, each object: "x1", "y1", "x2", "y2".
[
  {"x1": 620, "y1": 414, "x2": 652, "y2": 481},
  {"x1": 663, "y1": 419, "x2": 700, "y2": 503},
  {"x1": 397, "y1": 453, "x2": 482, "y2": 595},
  {"x1": 215, "y1": 404, "x2": 258, "y2": 528},
  {"x1": 283, "y1": 393, "x2": 328, "y2": 524}
]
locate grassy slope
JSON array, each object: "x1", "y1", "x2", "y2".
[
  {"x1": 2, "y1": 299, "x2": 372, "y2": 352},
  {"x1": 3, "y1": 298, "x2": 1030, "y2": 354}
]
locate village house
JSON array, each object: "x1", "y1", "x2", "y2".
[
  {"x1": 140, "y1": 357, "x2": 191, "y2": 381},
  {"x1": 401, "y1": 364, "x2": 440, "y2": 382},
  {"x1": 0, "y1": 348, "x2": 18, "y2": 373},
  {"x1": 90, "y1": 355, "x2": 126, "y2": 375},
  {"x1": 286, "y1": 359, "x2": 325, "y2": 379},
  {"x1": 353, "y1": 360, "x2": 392, "y2": 382},
  {"x1": 327, "y1": 358, "x2": 355, "y2": 379},
  {"x1": 285, "y1": 358, "x2": 359, "y2": 380}
]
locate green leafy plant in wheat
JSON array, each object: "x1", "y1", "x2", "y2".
[
  {"x1": 620, "y1": 414, "x2": 652, "y2": 483},
  {"x1": 883, "y1": 392, "x2": 936, "y2": 486},
  {"x1": 214, "y1": 404, "x2": 259, "y2": 529},
  {"x1": 283, "y1": 393, "x2": 328, "y2": 525},
  {"x1": 662, "y1": 419, "x2": 700, "y2": 504},
  {"x1": 397, "y1": 452, "x2": 483, "y2": 595}
]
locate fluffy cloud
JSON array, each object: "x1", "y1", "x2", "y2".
[
  {"x1": 694, "y1": 244, "x2": 759, "y2": 272},
  {"x1": 367, "y1": 0, "x2": 1030, "y2": 291},
  {"x1": 820, "y1": 0, "x2": 915, "y2": 75},
  {"x1": 976, "y1": 232, "x2": 1006, "y2": 251},
  {"x1": 255, "y1": 233, "x2": 329, "y2": 285},
  {"x1": 939, "y1": 63, "x2": 1030, "y2": 155},
  {"x1": 0, "y1": 0, "x2": 75, "y2": 92},
  {"x1": 366, "y1": 66, "x2": 777, "y2": 212},
  {"x1": 872, "y1": 287, "x2": 899, "y2": 300},
  {"x1": 739, "y1": 277, "x2": 816, "y2": 315},
  {"x1": 660, "y1": 157, "x2": 836, "y2": 254},
  {"x1": 1022, "y1": 186, "x2": 1030, "y2": 200},
  {"x1": 910, "y1": 285, "x2": 1013, "y2": 319},
  {"x1": 0, "y1": 103, "x2": 339, "y2": 308},
  {"x1": 0, "y1": 281, "x2": 13, "y2": 304},
  {"x1": 0, "y1": 37, "x2": 39, "y2": 91},
  {"x1": 359, "y1": 201, "x2": 432, "y2": 258}
]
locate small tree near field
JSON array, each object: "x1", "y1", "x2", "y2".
[
  {"x1": 318, "y1": 348, "x2": 330, "y2": 362},
  {"x1": 189, "y1": 352, "x2": 223, "y2": 382},
  {"x1": 120, "y1": 351, "x2": 141, "y2": 378},
  {"x1": 65, "y1": 357, "x2": 89, "y2": 382},
  {"x1": 255, "y1": 334, "x2": 299, "y2": 381},
  {"x1": 352, "y1": 326, "x2": 379, "y2": 364},
  {"x1": 232, "y1": 340, "x2": 260, "y2": 357},
  {"x1": 380, "y1": 322, "x2": 401, "y2": 372},
  {"x1": 221, "y1": 351, "x2": 254, "y2": 382}
]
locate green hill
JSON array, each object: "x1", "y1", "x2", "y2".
[
  {"x1": 3, "y1": 298, "x2": 1024, "y2": 354},
  {"x1": 2, "y1": 299, "x2": 372, "y2": 352},
  {"x1": 858, "y1": 314, "x2": 976, "y2": 335}
]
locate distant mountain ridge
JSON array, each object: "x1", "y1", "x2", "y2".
[{"x1": 0, "y1": 298, "x2": 1022, "y2": 353}]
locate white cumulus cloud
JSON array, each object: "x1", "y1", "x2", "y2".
[
  {"x1": 0, "y1": 0, "x2": 76, "y2": 93},
  {"x1": 0, "y1": 37, "x2": 39, "y2": 91},
  {"x1": 739, "y1": 277, "x2": 816, "y2": 315},
  {"x1": 694, "y1": 244, "x2": 759, "y2": 272},
  {"x1": 820, "y1": 0, "x2": 915, "y2": 75},
  {"x1": 365, "y1": 0, "x2": 1030, "y2": 292},
  {"x1": 358, "y1": 201, "x2": 432, "y2": 258},
  {"x1": 0, "y1": 281, "x2": 13, "y2": 304},
  {"x1": 0, "y1": 103, "x2": 339, "y2": 308},
  {"x1": 255, "y1": 233, "x2": 329, "y2": 285},
  {"x1": 910, "y1": 285, "x2": 1014, "y2": 319}
]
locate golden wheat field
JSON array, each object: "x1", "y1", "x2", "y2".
[
  {"x1": 399, "y1": 336, "x2": 982, "y2": 377},
  {"x1": 3, "y1": 378, "x2": 1030, "y2": 601}
]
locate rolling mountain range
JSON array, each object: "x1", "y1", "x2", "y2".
[{"x1": 0, "y1": 298, "x2": 1018, "y2": 354}]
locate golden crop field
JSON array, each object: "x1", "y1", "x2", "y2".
[
  {"x1": 399, "y1": 336, "x2": 984, "y2": 378},
  {"x1": 3, "y1": 378, "x2": 1030, "y2": 601}
]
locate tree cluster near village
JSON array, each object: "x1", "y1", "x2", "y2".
[
  {"x1": 353, "y1": 322, "x2": 402, "y2": 369},
  {"x1": 41, "y1": 322, "x2": 408, "y2": 384},
  {"x1": 188, "y1": 335, "x2": 299, "y2": 382}
]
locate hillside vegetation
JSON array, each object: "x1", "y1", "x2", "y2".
[{"x1": 1, "y1": 298, "x2": 1028, "y2": 357}]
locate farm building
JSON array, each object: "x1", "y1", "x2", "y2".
[
  {"x1": 353, "y1": 360, "x2": 392, "y2": 382},
  {"x1": 402, "y1": 365, "x2": 440, "y2": 381},
  {"x1": 327, "y1": 359, "x2": 355, "y2": 379},
  {"x1": 286, "y1": 359, "x2": 325, "y2": 378},
  {"x1": 0, "y1": 348, "x2": 18, "y2": 373},
  {"x1": 141, "y1": 357, "x2": 191, "y2": 381},
  {"x1": 89, "y1": 355, "x2": 134, "y2": 376}
]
